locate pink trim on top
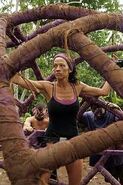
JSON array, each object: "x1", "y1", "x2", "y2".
[{"x1": 54, "y1": 96, "x2": 77, "y2": 105}]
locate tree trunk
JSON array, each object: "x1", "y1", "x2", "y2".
[{"x1": 1, "y1": 6, "x2": 123, "y2": 185}]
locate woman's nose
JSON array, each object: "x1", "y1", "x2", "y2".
[{"x1": 56, "y1": 65, "x2": 60, "y2": 70}]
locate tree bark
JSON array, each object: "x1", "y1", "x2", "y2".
[
  {"x1": 5, "y1": 13, "x2": 123, "y2": 96},
  {"x1": 1, "y1": 6, "x2": 123, "y2": 185}
]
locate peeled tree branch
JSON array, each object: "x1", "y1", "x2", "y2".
[
  {"x1": 1, "y1": 5, "x2": 123, "y2": 185},
  {"x1": 7, "y1": 3, "x2": 99, "y2": 27},
  {"x1": 4, "y1": 12, "x2": 123, "y2": 96},
  {"x1": 5, "y1": 3, "x2": 99, "y2": 47},
  {"x1": 0, "y1": 18, "x2": 7, "y2": 57}
]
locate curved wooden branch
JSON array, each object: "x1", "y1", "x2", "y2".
[
  {"x1": 13, "y1": 26, "x2": 26, "y2": 42},
  {"x1": 15, "y1": 94, "x2": 35, "y2": 116},
  {"x1": 7, "y1": 19, "x2": 65, "y2": 48},
  {"x1": 102, "y1": 44, "x2": 123, "y2": 52},
  {"x1": 3, "y1": 13, "x2": 123, "y2": 96},
  {"x1": 69, "y1": 32, "x2": 123, "y2": 97},
  {"x1": 1, "y1": 6, "x2": 123, "y2": 185},
  {"x1": 7, "y1": 4, "x2": 99, "y2": 27},
  {"x1": 0, "y1": 18, "x2": 7, "y2": 57},
  {"x1": 7, "y1": 28, "x2": 21, "y2": 45},
  {"x1": 31, "y1": 60, "x2": 44, "y2": 80}
]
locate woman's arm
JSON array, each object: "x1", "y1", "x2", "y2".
[
  {"x1": 11, "y1": 73, "x2": 51, "y2": 94},
  {"x1": 79, "y1": 81, "x2": 111, "y2": 97}
]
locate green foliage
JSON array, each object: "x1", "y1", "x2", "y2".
[
  {"x1": 77, "y1": 61, "x2": 103, "y2": 86},
  {"x1": 21, "y1": 23, "x2": 34, "y2": 35},
  {"x1": 105, "y1": 90, "x2": 123, "y2": 108},
  {"x1": 81, "y1": 0, "x2": 119, "y2": 11},
  {"x1": 28, "y1": 93, "x2": 46, "y2": 113},
  {"x1": 19, "y1": 0, "x2": 45, "y2": 11},
  {"x1": 20, "y1": 112, "x2": 31, "y2": 124},
  {"x1": 89, "y1": 30, "x2": 110, "y2": 47},
  {"x1": 62, "y1": 0, "x2": 119, "y2": 12},
  {"x1": 0, "y1": 0, "x2": 15, "y2": 13}
]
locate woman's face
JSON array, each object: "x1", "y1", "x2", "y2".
[{"x1": 53, "y1": 57, "x2": 71, "y2": 80}]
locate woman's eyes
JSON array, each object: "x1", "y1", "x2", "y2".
[
  {"x1": 54, "y1": 64, "x2": 65, "y2": 68},
  {"x1": 60, "y1": 64, "x2": 64, "y2": 67}
]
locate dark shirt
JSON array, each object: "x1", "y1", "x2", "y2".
[
  {"x1": 45, "y1": 83, "x2": 80, "y2": 140},
  {"x1": 80, "y1": 111, "x2": 117, "y2": 131}
]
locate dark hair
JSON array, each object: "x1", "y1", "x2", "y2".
[
  {"x1": 54, "y1": 53, "x2": 78, "y2": 84},
  {"x1": 68, "y1": 66, "x2": 78, "y2": 84},
  {"x1": 32, "y1": 103, "x2": 46, "y2": 115},
  {"x1": 35, "y1": 103, "x2": 46, "y2": 111},
  {"x1": 32, "y1": 103, "x2": 46, "y2": 121}
]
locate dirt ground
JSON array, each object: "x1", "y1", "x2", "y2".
[
  {"x1": 57, "y1": 158, "x2": 108, "y2": 185},
  {"x1": 0, "y1": 151, "x2": 109, "y2": 185}
]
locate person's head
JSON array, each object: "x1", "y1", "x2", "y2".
[
  {"x1": 91, "y1": 105, "x2": 106, "y2": 119},
  {"x1": 53, "y1": 53, "x2": 77, "y2": 84},
  {"x1": 32, "y1": 103, "x2": 47, "y2": 121}
]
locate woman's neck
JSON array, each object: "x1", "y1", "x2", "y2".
[{"x1": 56, "y1": 79, "x2": 69, "y2": 88}]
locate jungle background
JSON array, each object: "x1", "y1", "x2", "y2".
[{"x1": 0, "y1": 0, "x2": 123, "y2": 184}]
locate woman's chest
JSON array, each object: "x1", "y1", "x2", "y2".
[{"x1": 48, "y1": 98, "x2": 79, "y2": 116}]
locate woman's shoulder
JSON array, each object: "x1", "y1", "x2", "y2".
[
  {"x1": 74, "y1": 81, "x2": 82, "y2": 89},
  {"x1": 37, "y1": 80, "x2": 54, "y2": 89},
  {"x1": 38, "y1": 80, "x2": 53, "y2": 85},
  {"x1": 74, "y1": 81, "x2": 88, "y2": 96}
]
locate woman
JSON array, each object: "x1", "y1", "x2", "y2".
[{"x1": 11, "y1": 53, "x2": 110, "y2": 185}]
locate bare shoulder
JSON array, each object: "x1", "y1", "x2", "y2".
[
  {"x1": 74, "y1": 82, "x2": 87, "y2": 95},
  {"x1": 37, "y1": 81, "x2": 54, "y2": 100},
  {"x1": 33, "y1": 80, "x2": 54, "y2": 95},
  {"x1": 37, "y1": 80, "x2": 54, "y2": 89}
]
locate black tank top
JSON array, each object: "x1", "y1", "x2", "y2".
[{"x1": 46, "y1": 83, "x2": 80, "y2": 139}]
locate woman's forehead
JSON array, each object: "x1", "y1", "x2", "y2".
[{"x1": 54, "y1": 57, "x2": 68, "y2": 64}]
